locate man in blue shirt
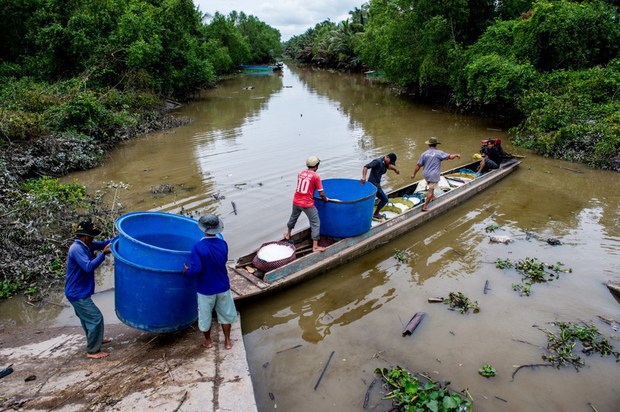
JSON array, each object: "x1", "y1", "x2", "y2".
[
  {"x1": 361, "y1": 153, "x2": 400, "y2": 219},
  {"x1": 183, "y1": 214, "x2": 237, "y2": 350},
  {"x1": 411, "y1": 137, "x2": 461, "y2": 211},
  {"x1": 65, "y1": 221, "x2": 114, "y2": 359}
]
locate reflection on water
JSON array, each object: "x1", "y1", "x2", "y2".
[{"x1": 3, "y1": 64, "x2": 619, "y2": 411}]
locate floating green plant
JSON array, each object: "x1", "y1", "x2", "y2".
[
  {"x1": 485, "y1": 224, "x2": 499, "y2": 233},
  {"x1": 497, "y1": 257, "x2": 571, "y2": 296},
  {"x1": 394, "y1": 249, "x2": 409, "y2": 263},
  {"x1": 478, "y1": 364, "x2": 496, "y2": 378},
  {"x1": 540, "y1": 321, "x2": 619, "y2": 369},
  {"x1": 444, "y1": 292, "x2": 479, "y2": 314},
  {"x1": 375, "y1": 366, "x2": 472, "y2": 411}
]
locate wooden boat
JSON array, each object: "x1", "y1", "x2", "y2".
[
  {"x1": 240, "y1": 64, "x2": 281, "y2": 72},
  {"x1": 228, "y1": 159, "x2": 521, "y2": 301}
]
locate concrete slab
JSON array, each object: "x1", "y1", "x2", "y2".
[{"x1": 0, "y1": 315, "x2": 256, "y2": 411}]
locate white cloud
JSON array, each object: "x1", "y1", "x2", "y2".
[{"x1": 194, "y1": 0, "x2": 366, "y2": 40}]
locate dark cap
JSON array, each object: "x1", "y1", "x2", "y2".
[
  {"x1": 74, "y1": 221, "x2": 102, "y2": 237},
  {"x1": 198, "y1": 214, "x2": 224, "y2": 235},
  {"x1": 387, "y1": 153, "x2": 397, "y2": 165}
]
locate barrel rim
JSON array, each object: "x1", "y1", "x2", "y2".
[
  {"x1": 313, "y1": 178, "x2": 377, "y2": 204},
  {"x1": 111, "y1": 239, "x2": 183, "y2": 273},
  {"x1": 115, "y1": 211, "x2": 199, "y2": 256}
]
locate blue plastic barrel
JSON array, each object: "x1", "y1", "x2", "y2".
[
  {"x1": 314, "y1": 178, "x2": 377, "y2": 237},
  {"x1": 111, "y1": 240, "x2": 197, "y2": 333},
  {"x1": 115, "y1": 211, "x2": 203, "y2": 270}
]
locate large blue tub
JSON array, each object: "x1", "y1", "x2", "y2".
[
  {"x1": 112, "y1": 240, "x2": 198, "y2": 333},
  {"x1": 115, "y1": 211, "x2": 203, "y2": 270},
  {"x1": 314, "y1": 178, "x2": 377, "y2": 237}
]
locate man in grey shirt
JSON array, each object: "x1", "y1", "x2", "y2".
[{"x1": 411, "y1": 137, "x2": 460, "y2": 211}]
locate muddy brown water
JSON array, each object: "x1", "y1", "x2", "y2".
[{"x1": 1, "y1": 65, "x2": 619, "y2": 411}]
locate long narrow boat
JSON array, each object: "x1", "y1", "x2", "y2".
[{"x1": 228, "y1": 159, "x2": 520, "y2": 301}]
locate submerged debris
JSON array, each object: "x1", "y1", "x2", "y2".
[
  {"x1": 151, "y1": 183, "x2": 174, "y2": 194},
  {"x1": 490, "y1": 235, "x2": 512, "y2": 244}
]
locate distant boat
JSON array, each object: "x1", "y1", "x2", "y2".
[
  {"x1": 240, "y1": 64, "x2": 282, "y2": 72},
  {"x1": 365, "y1": 70, "x2": 385, "y2": 80}
]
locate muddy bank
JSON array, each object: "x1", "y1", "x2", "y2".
[{"x1": 0, "y1": 107, "x2": 189, "y2": 300}]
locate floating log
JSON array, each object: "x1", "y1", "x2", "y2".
[
  {"x1": 606, "y1": 281, "x2": 620, "y2": 299},
  {"x1": 314, "y1": 351, "x2": 335, "y2": 391},
  {"x1": 276, "y1": 344, "x2": 302, "y2": 354},
  {"x1": 363, "y1": 377, "x2": 378, "y2": 409},
  {"x1": 428, "y1": 297, "x2": 444, "y2": 303},
  {"x1": 402, "y1": 312, "x2": 426, "y2": 337}
]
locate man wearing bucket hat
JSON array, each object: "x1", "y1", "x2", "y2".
[
  {"x1": 411, "y1": 137, "x2": 461, "y2": 211},
  {"x1": 284, "y1": 155, "x2": 329, "y2": 252},
  {"x1": 183, "y1": 214, "x2": 237, "y2": 350},
  {"x1": 361, "y1": 153, "x2": 400, "y2": 219},
  {"x1": 65, "y1": 221, "x2": 116, "y2": 359}
]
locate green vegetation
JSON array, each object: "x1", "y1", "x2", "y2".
[
  {"x1": 497, "y1": 257, "x2": 571, "y2": 296},
  {"x1": 394, "y1": 249, "x2": 409, "y2": 263},
  {"x1": 540, "y1": 321, "x2": 619, "y2": 368},
  {"x1": 375, "y1": 366, "x2": 473, "y2": 411},
  {"x1": 444, "y1": 292, "x2": 480, "y2": 314},
  {"x1": 478, "y1": 364, "x2": 497, "y2": 378},
  {"x1": 0, "y1": 1, "x2": 281, "y2": 298},
  {"x1": 284, "y1": 0, "x2": 620, "y2": 170}
]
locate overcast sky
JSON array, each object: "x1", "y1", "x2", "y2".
[{"x1": 194, "y1": 0, "x2": 366, "y2": 41}]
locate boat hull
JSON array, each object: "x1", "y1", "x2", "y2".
[{"x1": 228, "y1": 160, "x2": 520, "y2": 301}]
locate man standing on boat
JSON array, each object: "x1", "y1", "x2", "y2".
[
  {"x1": 476, "y1": 139, "x2": 502, "y2": 174},
  {"x1": 411, "y1": 137, "x2": 460, "y2": 211},
  {"x1": 183, "y1": 214, "x2": 237, "y2": 350},
  {"x1": 285, "y1": 156, "x2": 329, "y2": 252},
  {"x1": 361, "y1": 153, "x2": 400, "y2": 219},
  {"x1": 65, "y1": 221, "x2": 115, "y2": 359}
]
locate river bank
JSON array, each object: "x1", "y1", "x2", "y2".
[{"x1": 0, "y1": 104, "x2": 189, "y2": 300}]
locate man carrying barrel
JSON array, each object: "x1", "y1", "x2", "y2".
[
  {"x1": 65, "y1": 221, "x2": 115, "y2": 359},
  {"x1": 284, "y1": 156, "x2": 329, "y2": 252},
  {"x1": 184, "y1": 214, "x2": 237, "y2": 350},
  {"x1": 361, "y1": 153, "x2": 400, "y2": 219}
]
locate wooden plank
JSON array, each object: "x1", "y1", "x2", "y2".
[{"x1": 230, "y1": 267, "x2": 269, "y2": 289}]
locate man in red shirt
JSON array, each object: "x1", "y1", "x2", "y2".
[{"x1": 284, "y1": 156, "x2": 329, "y2": 252}]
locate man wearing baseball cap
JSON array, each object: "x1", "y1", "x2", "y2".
[
  {"x1": 361, "y1": 153, "x2": 400, "y2": 219},
  {"x1": 284, "y1": 156, "x2": 329, "y2": 252},
  {"x1": 65, "y1": 221, "x2": 116, "y2": 359}
]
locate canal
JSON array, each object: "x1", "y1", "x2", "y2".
[{"x1": 2, "y1": 64, "x2": 619, "y2": 411}]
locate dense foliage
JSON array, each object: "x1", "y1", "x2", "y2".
[
  {"x1": 283, "y1": 0, "x2": 620, "y2": 170},
  {"x1": 0, "y1": 0, "x2": 281, "y2": 297}
]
